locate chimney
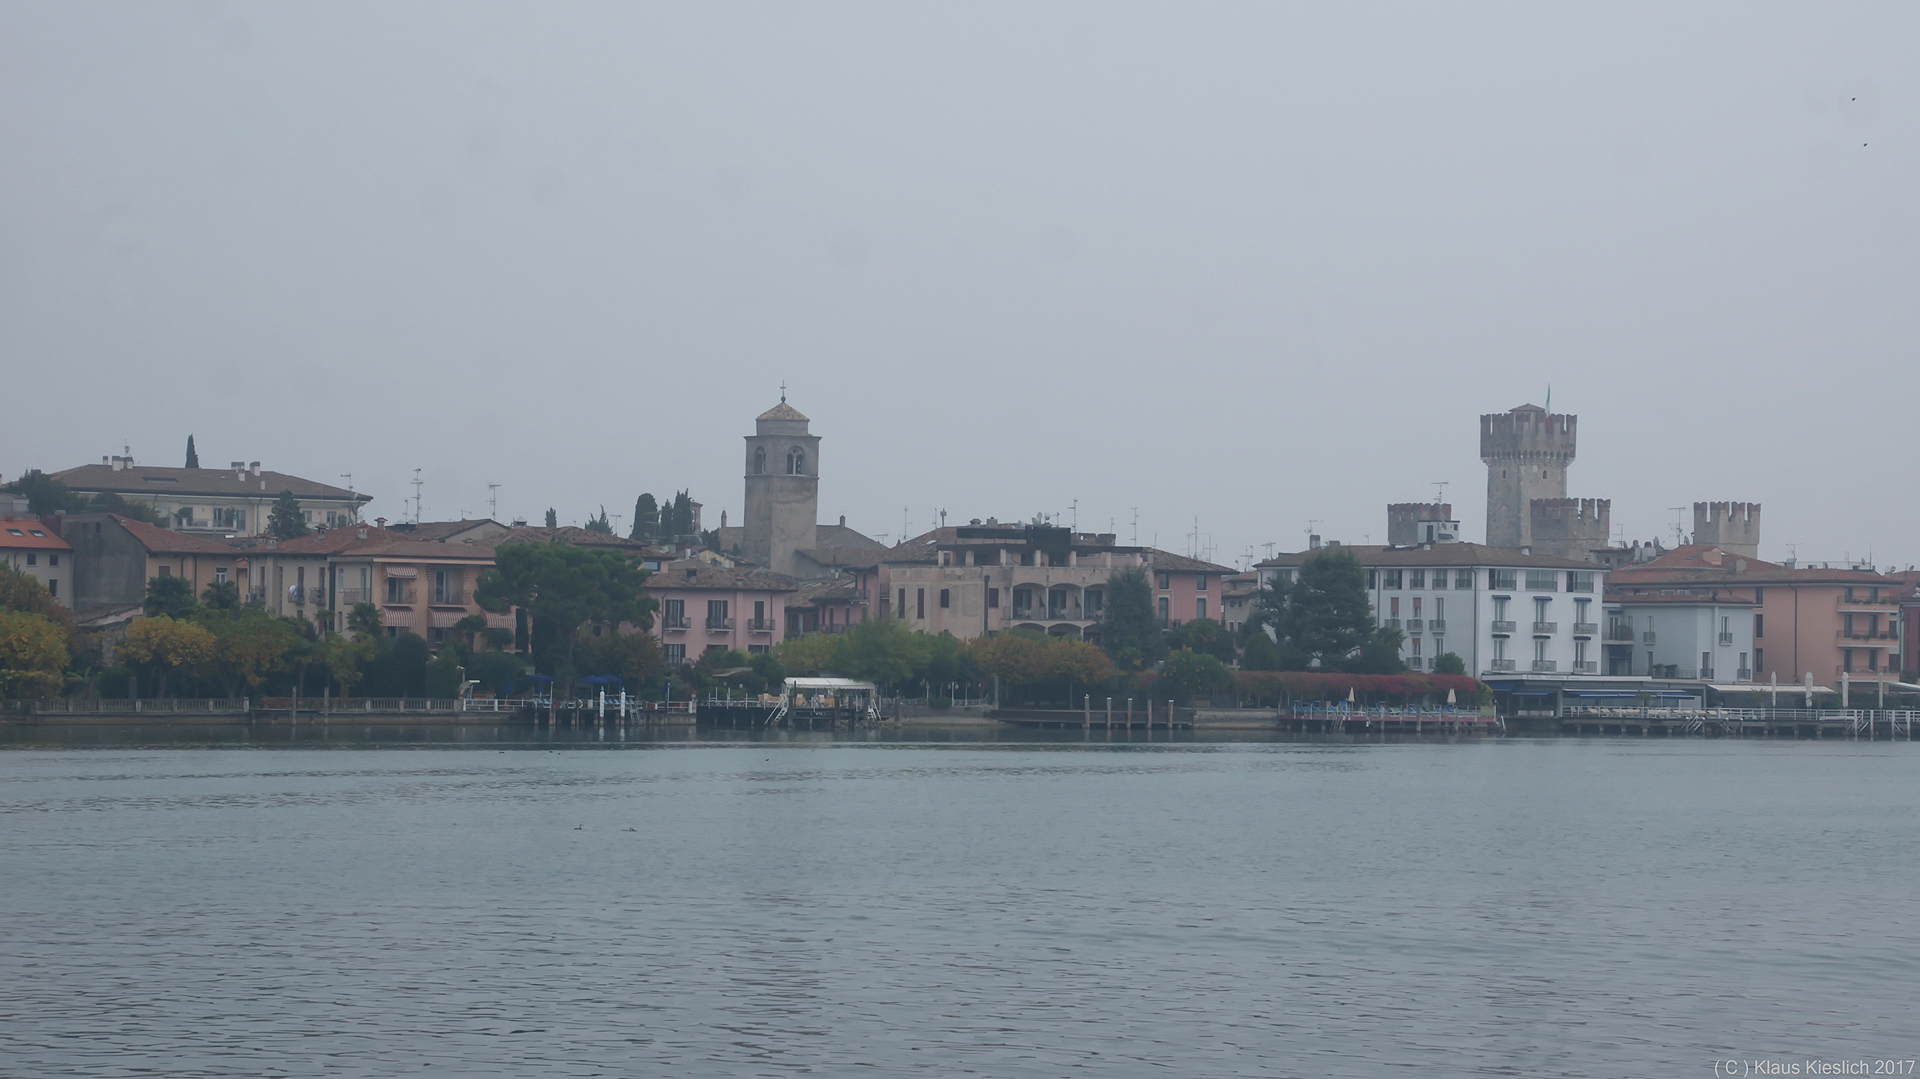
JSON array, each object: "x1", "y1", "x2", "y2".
[
  {"x1": 840, "y1": 515, "x2": 847, "y2": 527},
  {"x1": 1309, "y1": 534, "x2": 1322, "y2": 550},
  {"x1": 375, "y1": 517, "x2": 387, "y2": 527},
  {"x1": 249, "y1": 461, "x2": 261, "y2": 478},
  {"x1": 358, "y1": 527, "x2": 369, "y2": 540}
]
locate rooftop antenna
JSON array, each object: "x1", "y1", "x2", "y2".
[
  {"x1": 340, "y1": 473, "x2": 353, "y2": 493},
  {"x1": 939, "y1": 508, "x2": 947, "y2": 529},
  {"x1": 612, "y1": 512, "x2": 623, "y2": 537},
  {"x1": 488, "y1": 483, "x2": 500, "y2": 520},
  {"x1": 412, "y1": 469, "x2": 424, "y2": 525},
  {"x1": 1262, "y1": 541, "x2": 1276, "y2": 559},
  {"x1": 1432, "y1": 481, "x2": 1448, "y2": 504},
  {"x1": 1070, "y1": 499, "x2": 1078, "y2": 533},
  {"x1": 1131, "y1": 508, "x2": 1138, "y2": 545},
  {"x1": 1305, "y1": 519, "x2": 1321, "y2": 546},
  {"x1": 903, "y1": 506, "x2": 909, "y2": 542},
  {"x1": 1668, "y1": 506, "x2": 1686, "y2": 547}
]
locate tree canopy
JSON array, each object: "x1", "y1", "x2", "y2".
[
  {"x1": 630, "y1": 493, "x2": 658, "y2": 543},
  {"x1": 474, "y1": 542, "x2": 657, "y2": 679},
  {"x1": 584, "y1": 505, "x2": 613, "y2": 534},
  {"x1": 1166, "y1": 617, "x2": 1235, "y2": 663},
  {"x1": 1100, "y1": 566, "x2": 1163, "y2": 670},
  {"x1": 144, "y1": 575, "x2": 198, "y2": 619},
  {"x1": 2, "y1": 470, "x2": 164, "y2": 524},
  {"x1": 268, "y1": 491, "x2": 310, "y2": 539},
  {"x1": 0, "y1": 609, "x2": 67, "y2": 698},
  {"x1": 1276, "y1": 548, "x2": 1375, "y2": 670},
  {"x1": 184, "y1": 435, "x2": 199, "y2": 469}
]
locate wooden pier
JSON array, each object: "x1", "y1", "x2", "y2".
[{"x1": 1559, "y1": 707, "x2": 1916, "y2": 739}]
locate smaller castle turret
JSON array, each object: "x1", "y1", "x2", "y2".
[
  {"x1": 1528, "y1": 498, "x2": 1610, "y2": 562},
  {"x1": 1387, "y1": 503, "x2": 1458, "y2": 546},
  {"x1": 1693, "y1": 502, "x2": 1760, "y2": 559}
]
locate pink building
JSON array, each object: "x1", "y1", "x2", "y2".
[{"x1": 645, "y1": 559, "x2": 796, "y2": 664}]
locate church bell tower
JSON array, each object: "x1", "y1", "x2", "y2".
[{"x1": 742, "y1": 394, "x2": 820, "y2": 577}]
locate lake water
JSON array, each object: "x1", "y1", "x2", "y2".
[{"x1": 3, "y1": 730, "x2": 1916, "y2": 1077}]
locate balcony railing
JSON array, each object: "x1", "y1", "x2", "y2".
[
  {"x1": 1491, "y1": 620, "x2": 1516, "y2": 634},
  {"x1": 1837, "y1": 593, "x2": 1895, "y2": 609},
  {"x1": 1532, "y1": 660, "x2": 1557, "y2": 672},
  {"x1": 1736, "y1": 668, "x2": 1752, "y2": 681},
  {"x1": 706, "y1": 617, "x2": 734, "y2": 632},
  {"x1": 1532, "y1": 621, "x2": 1557, "y2": 635},
  {"x1": 747, "y1": 618, "x2": 774, "y2": 633},
  {"x1": 660, "y1": 616, "x2": 690, "y2": 631},
  {"x1": 1718, "y1": 631, "x2": 1734, "y2": 645},
  {"x1": 1701, "y1": 668, "x2": 1716, "y2": 680},
  {"x1": 1405, "y1": 618, "x2": 1423, "y2": 633},
  {"x1": 1642, "y1": 631, "x2": 1656, "y2": 643},
  {"x1": 1606, "y1": 625, "x2": 1634, "y2": 641},
  {"x1": 1489, "y1": 659, "x2": 1517, "y2": 671},
  {"x1": 1837, "y1": 630, "x2": 1898, "y2": 642},
  {"x1": 338, "y1": 589, "x2": 369, "y2": 605},
  {"x1": 1011, "y1": 607, "x2": 1036, "y2": 619},
  {"x1": 429, "y1": 589, "x2": 468, "y2": 607},
  {"x1": 1573, "y1": 622, "x2": 1599, "y2": 637},
  {"x1": 245, "y1": 587, "x2": 268, "y2": 604},
  {"x1": 1406, "y1": 657, "x2": 1424, "y2": 670},
  {"x1": 1426, "y1": 619, "x2": 1445, "y2": 633},
  {"x1": 1385, "y1": 618, "x2": 1401, "y2": 629},
  {"x1": 1574, "y1": 661, "x2": 1598, "y2": 673},
  {"x1": 382, "y1": 588, "x2": 415, "y2": 605}
]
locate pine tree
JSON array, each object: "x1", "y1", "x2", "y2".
[
  {"x1": 1100, "y1": 566, "x2": 1163, "y2": 670},
  {"x1": 584, "y1": 505, "x2": 613, "y2": 534},
  {"x1": 631, "y1": 493, "x2": 658, "y2": 543},
  {"x1": 268, "y1": 490, "x2": 310, "y2": 539},
  {"x1": 544, "y1": 508, "x2": 558, "y2": 528},
  {"x1": 184, "y1": 435, "x2": 199, "y2": 469}
]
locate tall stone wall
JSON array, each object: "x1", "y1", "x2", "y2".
[
  {"x1": 1693, "y1": 502, "x2": 1761, "y2": 559},
  {"x1": 1480, "y1": 407, "x2": 1576, "y2": 549},
  {"x1": 1529, "y1": 498, "x2": 1610, "y2": 562},
  {"x1": 1387, "y1": 503, "x2": 1453, "y2": 546}
]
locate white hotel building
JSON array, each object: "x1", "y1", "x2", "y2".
[{"x1": 1255, "y1": 542, "x2": 1608, "y2": 677}]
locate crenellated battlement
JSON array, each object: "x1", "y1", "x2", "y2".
[
  {"x1": 1387, "y1": 502, "x2": 1454, "y2": 546},
  {"x1": 1480, "y1": 406, "x2": 1577, "y2": 463},
  {"x1": 1692, "y1": 501, "x2": 1761, "y2": 558}
]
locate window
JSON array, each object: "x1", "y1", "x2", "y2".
[
  {"x1": 1408, "y1": 569, "x2": 1424, "y2": 589},
  {"x1": 1455, "y1": 570, "x2": 1473, "y2": 589},
  {"x1": 916, "y1": 588, "x2": 925, "y2": 618},
  {"x1": 1489, "y1": 569, "x2": 1516, "y2": 591},
  {"x1": 1525, "y1": 570, "x2": 1558, "y2": 591},
  {"x1": 664, "y1": 598, "x2": 685, "y2": 626},
  {"x1": 24, "y1": 553, "x2": 34, "y2": 566},
  {"x1": 1274, "y1": 569, "x2": 1294, "y2": 586},
  {"x1": 1754, "y1": 587, "x2": 1764, "y2": 603},
  {"x1": 1196, "y1": 597, "x2": 1206, "y2": 620},
  {"x1": 939, "y1": 588, "x2": 950, "y2": 609},
  {"x1": 1434, "y1": 597, "x2": 1444, "y2": 620},
  {"x1": 49, "y1": 554, "x2": 58, "y2": 567},
  {"x1": 1534, "y1": 597, "x2": 1551, "y2": 623},
  {"x1": 663, "y1": 644, "x2": 686, "y2": 664},
  {"x1": 1382, "y1": 569, "x2": 1403, "y2": 589},
  {"x1": 1084, "y1": 589, "x2": 1102, "y2": 616},
  {"x1": 1157, "y1": 597, "x2": 1169, "y2": 624},
  {"x1": 386, "y1": 577, "x2": 407, "y2": 603},
  {"x1": 1753, "y1": 613, "x2": 1764, "y2": 638},
  {"x1": 1574, "y1": 639, "x2": 1587, "y2": 666},
  {"x1": 754, "y1": 600, "x2": 765, "y2": 625},
  {"x1": 1755, "y1": 647, "x2": 1764, "y2": 672},
  {"x1": 47, "y1": 579, "x2": 57, "y2": 598},
  {"x1": 1534, "y1": 638, "x2": 1549, "y2": 663},
  {"x1": 1156, "y1": 572, "x2": 1170, "y2": 589},
  {"x1": 987, "y1": 587, "x2": 999, "y2": 608},
  {"x1": 1567, "y1": 571, "x2": 1594, "y2": 593},
  {"x1": 897, "y1": 588, "x2": 906, "y2": 617},
  {"x1": 1368, "y1": 569, "x2": 1378, "y2": 588},
  {"x1": 1411, "y1": 636, "x2": 1421, "y2": 657},
  {"x1": 215, "y1": 566, "x2": 228, "y2": 583},
  {"x1": 1196, "y1": 575, "x2": 1208, "y2": 591},
  {"x1": 707, "y1": 600, "x2": 729, "y2": 627},
  {"x1": 1493, "y1": 637, "x2": 1508, "y2": 661},
  {"x1": 787, "y1": 448, "x2": 805, "y2": 475},
  {"x1": 430, "y1": 627, "x2": 447, "y2": 645},
  {"x1": 1492, "y1": 596, "x2": 1509, "y2": 621},
  {"x1": 1390, "y1": 596, "x2": 1400, "y2": 616},
  {"x1": 748, "y1": 644, "x2": 769, "y2": 655},
  {"x1": 158, "y1": 565, "x2": 171, "y2": 577},
  {"x1": 754, "y1": 447, "x2": 766, "y2": 474},
  {"x1": 1412, "y1": 597, "x2": 1421, "y2": 618}
]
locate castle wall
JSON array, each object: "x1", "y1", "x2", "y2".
[
  {"x1": 1529, "y1": 498, "x2": 1610, "y2": 562},
  {"x1": 1387, "y1": 503, "x2": 1453, "y2": 546},
  {"x1": 1692, "y1": 502, "x2": 1761, "y2": 559}
]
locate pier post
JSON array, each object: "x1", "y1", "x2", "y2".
[
  {"x1": 1127, "y1": 698, "x2": 1133, "y2": 728},
  {"x1": 1146, "y1": 698, "x2": 1152, "y2": 730},
  {"x1": 1167, "y1": 700, "x2": 1174, "y2": 731},
  {"x1": 1084, "y1": 695, "x2": 1090, "y2": 728},
  {"x1": 1106, "y1": 697, "x2": 1112, "y2": 730}
]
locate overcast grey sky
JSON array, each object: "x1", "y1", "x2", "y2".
[{"x1": 4, "y1": 4, "x2": 1915, "y2": 569}]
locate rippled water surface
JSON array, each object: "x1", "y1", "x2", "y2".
[{"x1": 3, "y1": 734, "x2": 1916, "y2": 1077}]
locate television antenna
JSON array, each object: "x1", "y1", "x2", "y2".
[
  {"x1": 1668, "y1": 506, "x2": 1686, "y2": 547},
  {"x1": 1431, "y1": 481, "x2": 1448, "y2": 504},
  {"x1": 488, "y1": 483, "x2": 500, "y2": 520},
  {"x1": 1070, "y1": 499, "x2": 1078, "y2": 533},
  {"x1": 1130, "y1": 508, "x2": 1138, "y2": 545},
  {"x1": 1305, "y1": 519, "x2": 1321, "y2": 545},
  {"x1": 1262, "y1": 541, "x2": 1276, "y2": 559},
  {"x1": 411, "y1": 469, "x2": 424, "y2": 525},
  {"x1": 339, "y1": 473, "x2": 353, "y2": 493}
]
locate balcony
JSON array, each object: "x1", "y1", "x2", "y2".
[
  {"x1": 1385, "y1": 617, "x2": 1401, "y2": 629},
  {"x1": 245, "y1": 587, "x2": 268, "y2": 605},
  {"x1": 1574, "y1": 661, "x2": 1598, "y2": 674},
  {"x1": 1532, "y1": 621, "x2": 1557, "y2": 635},
  {"x1": 1642, "y1": 631, "x2": 1656, "y2": 643},
  {"x1": 1605, "y1": 625, "x2": 1634, "y2": 642},
  {"x1": 1573, "y1": 622, "x2": 1599, "y2": 637},
  {"x1": 705, "y1": 617, "x2": 734, "y2": 632},
  {"x1": 1427, "y1": 619, "x2": 1445, "y2": 633},
  {"x1": 1701, "y1": 668, "x2": 1716, "y2": 680},
  {"x1": 382, "y1": 587, "x2": 416, "y2": 606},
  {"x1": 1837, "y1": 630, "x2": 1898, "y2": 643},
  {"x1": 1736, "y1": 668, "x2": 1752, "y2": 681},
  {"x1": 1406, "y1": 657, "x2": 1424, "y2": 670},
  {"x1": 660, "y1": 616, "x2": 691, "y2": 632},
  {"x1": 1405, "y1": 618, "x2": 1423, "y2": 633},
  {"x1": 429, "y1": 589, "x2": 468, "y2": 607},
  {"x1": 1011, "y1": 606, "x2": 1037, "y2": 620},
  {"x1": 338, "y1": 588, "x2": 369, "y2": 605},
  {"x1": 747, "y1": 618, "x2": 774, "y2": 634},
  {"x1": 1532, "y1": 660, "x2": 1557, "y2": 672},
  {"x1": 1491, "y1": 620, "x2": 1517, "y2": 635},
  {"x1": 1717, "y1": 631, "x2": 1734, "y2": 645},
  {"x1": 1837, "y1": 593, "x2": 1896, "y2": 610},
  {"x1": 1489, "y1": 659, "x2": 1517, "y2": 672}
]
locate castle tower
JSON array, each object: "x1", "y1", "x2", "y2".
[
  {"x1": 1693, "y1": 502, "x2": 1761, "y2": 559},
  {"x1": 1480, "y1": 404, "x2": 1576, "y2": 550},
  {"x1": 1386, "y1": 503, "x2": 1457, "y2": 546},
  {"x1": 1528, "y1": 498, "x2": 1611, "y2": 562},
  {"x1": 743, "y1": 397, "x2": 820, "y2": 576}
]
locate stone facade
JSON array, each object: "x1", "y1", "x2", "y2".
[
  {"x1": 1480, "y1": 405, "x2": 1575, "y2": 550},
  {"x1": 741, "y1": 400, "x2": 819, "y2": 578},
  {"x1": 1529, "y1": 498, "x2": 1611, "y2": 562},
  {"x1": 1692, "y1": 502, "x2": 1761, "y2": 559}
]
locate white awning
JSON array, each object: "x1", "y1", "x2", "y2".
[
  {"x1": 383, "y1": 566, "x2": 419, "y2": 578},
  {"x1": 784, "y1": 677, "x2": 876, "y2": 691},
  {"x1": 1712, "y1": 683, "x2": 1834, "y2": 694},
  {"x1": 383, "y1": 609, "x2": 416, "y2": 627},
  {"x1": 485, "y1": 612, "x2": 514, "y2": 629},
  {"x1": 428, "y1": 610, "x2": 465, "y2": 628}
]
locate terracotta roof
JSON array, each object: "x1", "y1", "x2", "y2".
[
  {"x1": 1608, "y1": 550, "x2": 1898, "y2": 586},
  {"x1": 647, "y1": 559, "x2": 797, "y2": 592},
  {"x1": 267, "y1": 525, "x2": 410, "y2": 555},
  {"x1": 401, "y1": 519, "x2": 504, "y2": 541},
  {"x1": 52, "y1": 463, "x2": 370, "y2": 503},
  {"x1": 493, "y1": 526, "x2": 650, "y2": 550},
  {"x1": 756, "y1": 401, "x2": 809, "y2": 422},
  {"x1": 334, "y1": 539, "x2": 498, "y2": 562},
  {"x1": 0, "y1": 518, "x2": 72, "y2": 551},
  {"x1": 112, "y1": 516, "x2": 246, "y2": 556},
  {"x1": 816, "y1": 522, "x2": 882, "y2": 548},
  {"x1": 1256, "y1": 543, "x2": 1600, "y2": 571},
  {"x1": 789, "y1": 577, "x2": 863, "y2": 607},
  {"x1": 1606, "y1": 592, "x2": 1757, "y2": 606},
  {"x1": 1141, "y1": 548, "x2": 1235, "y2": 574}
]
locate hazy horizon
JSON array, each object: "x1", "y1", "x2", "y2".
[{"x1": 4, "y1": 4, "x2": 1915, "y2": 570}]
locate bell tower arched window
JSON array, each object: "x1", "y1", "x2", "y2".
[
  {"x1": 787, "y1": 449, "x2": 805, "y2": 475},
  {"x1": 753, "y1": 447, "x2": 765, "y2": 474}
]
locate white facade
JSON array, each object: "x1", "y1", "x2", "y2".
[
  {"x1": 1258, "y1": 546, "x2": 1608, "y2": 677},
  {"x1": 1604, "y1": 600, "x2": 1756, "y2": 682}
]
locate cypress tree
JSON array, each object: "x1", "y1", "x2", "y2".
[{"x1": 185, "y1": 435, "x2": 199, "y2": 469}]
